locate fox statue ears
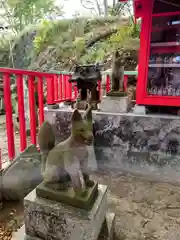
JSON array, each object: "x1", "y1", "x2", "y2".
[
  {"x1": 83, "y1": 104, "x2": 92, "y2": 122},
  {"x1": 71, "y1": 105, "x2": 92, "y2": 123},
  {"x1": 71, "y1": 109, "x2": 83, "y2": 123}
]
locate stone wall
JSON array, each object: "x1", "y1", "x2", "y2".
[{"x1": 45, "y1": 109, "x2": 180, "y2": 183}]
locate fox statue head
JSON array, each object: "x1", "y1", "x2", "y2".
[{"x1": 71, "y1": 105, "x2": 93, "y2": 145}]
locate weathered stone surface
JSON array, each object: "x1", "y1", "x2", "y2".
[
  {"x1": 98, "y1": 213, "x2": 115, "y2": 240},
  {"x1": 45, "y1": 109, "x2": 180, "y2": 182},
  {"x1": 0, "y1": 169, "x2": 3, "y2": 209},
  {"x1": 24, "y1": 184, "x2": 107, "y2": 240},
  {"x1": 2, "y1": 145, "x2": 42, "y2": 200},
  {"x1": 12, "y1": 212, "x2": 115, "y2": 240},
  {"x1": 99, "y1": 96, "x2": 129, "y2": 113}
]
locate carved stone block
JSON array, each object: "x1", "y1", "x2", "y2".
[{"x1": 23, "y1": 184, "x2": 108, "y2": 240}]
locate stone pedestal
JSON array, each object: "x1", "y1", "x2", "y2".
[
  {"x1": 100, "y1": 96, "x2": 129, "y2": 113},
  {"x1": 0, "y1": 169, "x2": 3, "y2": 210},
  {"x1": 12, "y1": 213, "x2": 115, "y2": 240},
  {"x1": 17, "y1": 184, "x2": 114, "y2": 240},
  {"x1": 133, "y1": 104, "x2": 146, "y2": 115}
]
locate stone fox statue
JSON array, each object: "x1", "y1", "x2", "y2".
[
  {"x1": 111, "y1": 50, "x2": 124, "y2": 91},
  {"x1": 38, "y1": 106, "x2": 94, "y2": 194}
]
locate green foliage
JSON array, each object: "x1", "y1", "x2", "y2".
[
  {"x1": 33, "y1": 20, "x2": 51, "y2": 52},
  {"x1": 0, "y1": 16, "x2": 139, "y2": 71},
  {"x1": 108, "y1": 23, "x2": 140, "y2": 49},
  {"x1": 0, "y1": 0, "x2": 62, "y2": 34},
  {"x1": 33, "y1": 19, "x2": 84, "y2": 53}
]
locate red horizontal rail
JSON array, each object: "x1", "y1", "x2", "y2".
[
  {"x1": 0, "y1": 67, "x2": 54, "y2": 77},
  {"x1": 152, "y1": 11, "x2": 180, "y2": 17}
]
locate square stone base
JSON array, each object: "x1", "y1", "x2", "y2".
[
  {"x1": 133, "y1": 104, "x2": 146, "y2": 115},
  {"x1": 36, "y1": 181, "x2": 98, "y2": 210},
  {"x1": 23, "y1": 184, "x2": 108, "y2": 240},
  {"x1": 99, "y1": 96, "x2": 129, "y2": 113},
  {"x1": 12, "y1": 213, "x2": 115, "y2": 240}
]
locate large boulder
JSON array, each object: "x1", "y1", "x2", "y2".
[{"x1": 2, "y1": 145, "x2": 42, "y2": 200}]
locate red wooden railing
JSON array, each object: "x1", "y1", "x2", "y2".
[
  {"x1": 0, "y1": 67, "x2": 137, "y2": 168},
  {"x1": 2, "y1": 68, "x2": 55, "y2": 161}
]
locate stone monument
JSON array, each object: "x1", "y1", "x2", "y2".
[
  {"x1": 100, "y1": 50, "x2": 129, "y2": 113},
  {"x1": 69, "y1": 64, "x2": 102, "y2": 110},
  {"x1": 13, "y1": 106, "x2": 115, "y2": 240}
]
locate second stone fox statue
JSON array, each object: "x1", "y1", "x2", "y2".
[{"x1": 38, "y1": 105, "x2": 95, "y2": 195}]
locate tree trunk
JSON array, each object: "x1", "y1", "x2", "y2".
[{"x1": 103, "y1": 0, "x2": 108, "y2": 17}]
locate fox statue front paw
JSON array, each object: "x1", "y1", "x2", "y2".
[
  {"x1": 86, "y1": 179, "x2": 94, "y2": 187},
  {"x1": 83, "y1": 174, "x2": 94, "y2": 187},
  {"x1": 74, "y1": 187, "x2": 87, "y2": 197}
]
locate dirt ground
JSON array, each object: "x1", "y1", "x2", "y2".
[
  {"x1": 0, "y1": 115, "x2": 31, "y2": 166},
  {"x1": 0, "y1": 174, "x2": 180, "y2": 240},
  {"x1": 1, "y1": 116, "x2": 180, "y2": 239},
  {"x1": 93, "y1": 172, "x2": 180, "y2": 240}
]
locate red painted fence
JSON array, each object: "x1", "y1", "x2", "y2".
[{"x1": 0, "y1": 67, "x2": 137, "y2": 167}]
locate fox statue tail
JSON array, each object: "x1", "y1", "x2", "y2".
[{"x1": 38, "y1": 121, "x2": 55, "y2": 172}]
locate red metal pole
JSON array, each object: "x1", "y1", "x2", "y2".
[
  {"x1": 28, "y1": 75, "x2": 36, "y2": 145},
  {"x1": 16, "y1": 74, "x2": 27, "y2": 152},
  {"x1": 37, "y1": 76, "x2": 44, "y2": 126},
  {"x1": 46, "y1": 76, "x2": 54, "y2": 105},
  {"x1": 3, "y1": 73, "x2": 15, "y2": 160}
]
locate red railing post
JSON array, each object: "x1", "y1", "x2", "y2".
[
  {"x1": 106, "y1": 74, "x2": 111, "y2": 93},
  {"x1": 98, "y1": 80, "x2": 101, "y2": 100},
  {"x1": 37, "y1": 76, "x2": 44, "y2": 126},
  {"x1": 46, "y1": 76, "x2": 55, "y2": 105},
  {"x1": 3, "y1": 73, "x2": 15, "y2": 160},
  {"x1": 54, "y1": 74, "x2": 58, "y2": 101},
  {"x1": 16, "y1": 74, "x2": 27, "y2": 152},
  {"x1": 124, "y1": 75, "x2": 128, "y2": 91},
  {"x1": 28, "y1": 76, "x2": 36, "y2": 145},
  {"x1": 67, "y1": 74, "x2": 72, "y2": 100},
  {"x1": 64, "y1": 75, "x2": 67, "y2": 101},
  {"x1": 59, "y1": 74, "x2": 63, "y2": 102}
]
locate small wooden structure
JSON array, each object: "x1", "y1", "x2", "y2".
[{"x1": 120, "y1": 0, "x2": 180, "y2": 108}]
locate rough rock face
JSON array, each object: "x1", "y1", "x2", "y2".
[
  {"x1": 2, "y1": 145, "x2": 42, "y2": 201},
  {"x1": 45, "y1": 109, "x2": 180, "y2": 183},
  {"x1": 10, "y1": 29, "x2": 37, "y2": 69}
]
